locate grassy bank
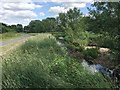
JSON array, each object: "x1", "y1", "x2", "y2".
[{"x1": 2, "y1": 33, "x2": 116, "y2": 88}]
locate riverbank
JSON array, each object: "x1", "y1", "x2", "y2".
[{"x1": 55, "y1": 35, "x2": 120, "y2": 87}]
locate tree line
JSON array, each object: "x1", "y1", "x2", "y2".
[{"x1": 1, "y1": 23, "x2": 23, "y2": 33}]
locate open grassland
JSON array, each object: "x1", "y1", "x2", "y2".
[
  {"x1": 2, "y1": 33, "x2": 116, "y2": 88},
  {"x1": 0, "y1": 32, "x2": 22, "y2": 42}
]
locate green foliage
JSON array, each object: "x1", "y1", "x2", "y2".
[
  {"x1": 64, "y1": 36, "x2": 73, "y2": 43},
  {"x1": 88, "y1": 2, "x2": 119, "y2": 35},
  {"x1": 67, "y1": 43, "x2": 84, "y2": 52},
  {"x1": 2, "y1": 23, "x2": 24, "y2": 33},
  {"x1": 16, "y1": 24, "x2": 23, "y2": 32},
  {"x1": 56, "y1": 8, "x2": 83, "y2": 32},
  {"x1": 2, "y1": 34, "x2": 115, "y2": 88},
  {"x1": 28, "y1": 20, "x2": 45, "y2": 33},
  {"x1": 2, "y1": 25, "x2": 16, "y2": 33},
  {"x1": 51, "y1": 32, "x2": 65, "y2": 39},
  {"x1": 1, "y1": 32, "x2": 22, "y2": 41},
  {"x1": 92, "y1": 32, "x2": 118, "y2": 50},
  {"x1": 56, "y1": 8, "x2": 90, "y2": 50},
  {"x1": 25, "y1": 18, "x2": 56, "y2": 33},
  {"x1": 83, "y1": 48, "x2": 99, "y2": 60},
  {"x1": 73, "y1": 31, "x2": 89, "y2": 47},
  {"x1": 107, "y1": 51, "x2": 118, "y2": 62}
]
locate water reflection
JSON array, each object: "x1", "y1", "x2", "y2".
[
  {"x1": 82, "y1": 60, "x2": 99, "y2": 74},
  {"x1": 57, "y1": 41, "x2": 64, "y2": 47},
  {"x1": 58, "y1": 37, "x2": 64, "y2": 40},
  {"x1": 81, "y1": 60, "x2": 113, "y2": 76}
]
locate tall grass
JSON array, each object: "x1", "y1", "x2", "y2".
[{"x1": 2, "y1": 33, "x2": 116, "y2": 88}]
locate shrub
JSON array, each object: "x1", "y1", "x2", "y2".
[
  {"x1": 106, "y1": 50, "x2": 118, "y2": 62},
  {"x1": 2, "y1": 25, "x2": 16, "y2": 33},
  {"x1": 64, "y1": 36, "x2": 73, "y2": 43},
  {"x1": 83, "y1": 48, "x2": 99, "y2": 60},
  {"x1": 92, "y1": 33, "x2": 118, "y2": 50}
]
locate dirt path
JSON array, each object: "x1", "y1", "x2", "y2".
[{"x1": 0, "y1": 34, "x2": 30, "y2": 46}]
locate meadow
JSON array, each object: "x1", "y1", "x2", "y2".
[
  {"x1": 2, "y1": 33, "x2": 116, "y2": 88},
  {"x1": 1, "y1": 32, "x2": 22, "y2": 42}
]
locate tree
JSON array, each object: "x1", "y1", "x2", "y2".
[
  {"x1": 17, "y1": 24, "x2": 23, "y2": 32},
  {"x1": 42, "y1": 17, "x2": 56, "y2": 32},
  {"x1": 11, "y1": 25, "x2": 17, "y2": 31},
  {"x1": 88, "y1": 2, "x2": 119, "y2": 35},
  {"x1": 24, "y1": 26, "x2": 29, "y2": 33},
  {"x1": 34, "y1": 20, "x2": 44, "y2": 33},
  {"x1": 25, "y1": 18, "x2": 56, "y2": 33},
  {"x1": 56, "y1": 8, "x2": 83, "y2": 32},
  {"x1": 88, "y1": 2, "x2": 119, "y2": 64}
]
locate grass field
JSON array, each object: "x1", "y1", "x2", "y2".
[
  {"x1": 0, "y1": 32, "x2": 22, "y2": 42},
  {"x1": 2, "y1": 33, "x2": 116, "y2": 88},
  {"x1": 1, "y1": 37, "x2": 30, "y2": 56}
]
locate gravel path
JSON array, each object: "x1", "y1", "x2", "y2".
[{"x1": 0, "y1": 34, "x2": 30, "y2": 47}]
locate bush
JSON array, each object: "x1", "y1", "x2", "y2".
[
  {"x1": 64, "y1": 36, "x2": 73, "y2": 43},
  {"x1": 2, "y1": 25, "x2": 16, "y2": 33},
  {"x1": 106, "y1": 50, "x2": 118, "y2": 62},
  {"x1": 91, "y1": 33, "x2": 118, "y2": 50},
  {"x1": 51, "y1": 32, "x2": 65, "y2": 39},
  {"x1": 83, "y1": 48, "x2": 99, "y2": 60}
]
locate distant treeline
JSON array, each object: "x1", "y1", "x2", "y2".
[
  {"x1": 24, "y1": 18, "x2": 56, "y2": 33},
  {"x1": 1, "y1": 23, "x2": 23, "y2": 33}
]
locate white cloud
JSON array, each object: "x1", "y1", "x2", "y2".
[
  {"x1": 0, "y1": 1, "x2": 42, "y2": 25},
  {"x1": 22, "y1": 19, "x2": 35, "y2": 26},
  {"x1": 39, "y1": 12, "x2": 45, "y2": 16},
  {"x1": 2, "y1": 3, "x2": 42, "y2": 11},
  {"x1": 50, "y1": 0, "x2": 94, "y2": 3},
  {"x1": 62, "y1": 3, "x2": 86, "y2": 9},
  {"x1": 49, "y1": 6, "x2": 69, "y2": 14},
  {"x1": 48, "y1": 0, "x2": 90, "y2": 14},
  {"x1": 2, "y1": 10, "x2": 37, "y2": 19},
  {"x1": 48, "y1": 3, "x2": 86, "y2": 14},
  {"x1": 1, "y1": 0, "x2": 33, "y2": 3},
  {"x1": 54, "y1": 14, "x2": 59, "y2": 17},
  {"x1": 1, "y1": 0, "x2": 94, "y2": 3}
]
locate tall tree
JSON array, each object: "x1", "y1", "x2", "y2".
[
  {"x1": 42, "y1": 17, "x2": 56, "y2": 32},
  {"x1": 56, "y1": 8, "x2": 83, "y2": 32}
]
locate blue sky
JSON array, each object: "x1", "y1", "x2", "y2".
[{"x1": 0, "y1": 1, "x2": 93, "y2": 26}]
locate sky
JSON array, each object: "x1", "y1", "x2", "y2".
[{"x1": 0, "y1": 0, "x2": 94, "y2": 26}]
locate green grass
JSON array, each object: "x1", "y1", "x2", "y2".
[
  {"x1": 1, "y1": 37, "x2": 29, "y2": 56},
  {"x1": 2, "y1": 33, "x2": 116, "y2": 88},
  {"x1": 0, "y1": 32, "x2": 22, "y2": 42},
  {"x1": 25, "y1": 33, "x2": 39, "y2": 36}
]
